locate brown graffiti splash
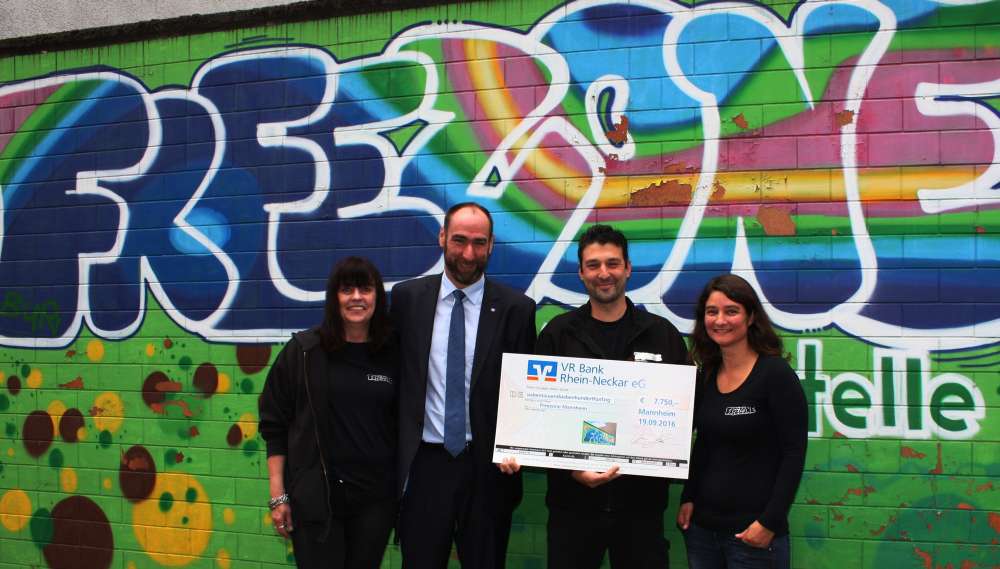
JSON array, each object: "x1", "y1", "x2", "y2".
[
  {"x1": 43, "y1": 496, "x2": 114, "y2": 569},
  {"x1": 6, "y1": 375, "x2": 21, "y2": 396},
  {"x1": 58, "y1": 409, "x2": 85, "y2": 443},
  {"x1": 142, "y1": 371, "x2": 170, "y2": 407},
  {"x1": 22, "y1": 410, "x2": 54, "y2": 457},
  {"x1": 193, "y1": 363, "x2": 219, "y2": 397},
  {"x1": 227, "y1": 424, "x2": 243, "y2": 447},
  {"x1": 119, "y1": 445, "x2": 156, "y2": 502},
  {"x1": 236, "y1": 345, "x2": 272, "y2": 375},
  {"x1": 629, "y1": 179, "x2": 692, "y2": 206},
  {"x1": 756, "y1": 205, "x2": 797, "y2": 236},
  {"x1": 732, "y1": 113, "x2": 749, "y2": 129}
]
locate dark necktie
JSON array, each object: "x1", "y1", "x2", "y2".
[{"x1": 444, "y1": 289, "x2": 467, "y2": 456}]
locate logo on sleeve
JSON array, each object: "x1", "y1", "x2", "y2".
[{"x1": 527, "y1": 359, "x2": 557, "y2": 382}]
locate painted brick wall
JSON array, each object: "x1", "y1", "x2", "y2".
[{"x1": 0, "y1": 1, "x2": 998, "y2": 568}]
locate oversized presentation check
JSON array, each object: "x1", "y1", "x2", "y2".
[{"x1": 492, "y1": 353, "x2": 697, "y2": 478}]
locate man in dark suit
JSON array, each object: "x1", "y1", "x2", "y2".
[{"x1": 392, "y1": 202, "x2": 536, "y2": 569}]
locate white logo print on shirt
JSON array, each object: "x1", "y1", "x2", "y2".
[{"x1": 724, "y1": 406, "x2": 757, "y2": 416}]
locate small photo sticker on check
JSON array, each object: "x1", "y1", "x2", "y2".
[{"x1": 582, "y1": 421, "x2": 617, "y2": 446}]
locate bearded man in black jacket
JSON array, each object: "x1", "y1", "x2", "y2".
[{"x1": 537, "y1": 224, "x2": 688, "y2": 569}]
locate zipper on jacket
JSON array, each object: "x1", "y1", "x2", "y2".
[{"x1": 302, "y1": 348, "x2": 335, "y2": 540}]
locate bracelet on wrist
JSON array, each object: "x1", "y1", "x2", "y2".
[{"x1": 268, "y1": 494, "x2": 289, "y2": 510}]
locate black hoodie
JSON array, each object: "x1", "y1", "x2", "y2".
[
  {"x1": 537, "y1": 299, "x2": 689, "y2": 513},
  {"x1": 258, "y1": 328, "x2": 398, "y2": 529}
]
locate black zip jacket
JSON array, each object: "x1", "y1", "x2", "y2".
[
  {"x1": 258, "y1": 328, "x2": 398, "y2": 530},
  {"x1": 537, "y1": 299, "x2": 689, "y2": 513}
]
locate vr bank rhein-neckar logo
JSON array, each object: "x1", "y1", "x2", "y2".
[{"x1": 527, "y1": 359, "x2": 558, "y2": 382}]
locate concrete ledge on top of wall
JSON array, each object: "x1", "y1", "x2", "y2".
[{"x1": 0, "y1": 0, "x2": 461, "y2": 56}]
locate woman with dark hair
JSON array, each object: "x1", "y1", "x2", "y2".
[
  {"x1": 677, "y1": 274, "x2": 807, "y2": 569},
  {"x1": 259, "y1": 256, "x2": 398, "y2": 569}
]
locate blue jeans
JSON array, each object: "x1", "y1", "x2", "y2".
[{"x1": 683, "y1": 522, "x2": 790, "y2": 569}]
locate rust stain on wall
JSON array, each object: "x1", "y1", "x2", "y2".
[
  {"x1": 913, "y1": 546, "x2": 933, "y2": 569},
  {"x1": 711, "y1": 179, "x2": 726, "y2": 201},
  {"x1": 607, "y1": 115, "x2": 629, "y2": 144},
  {"x1": 59, "y1": 377, "x2": 84, "y2": 389},
  {"x1": 663, "y1": 160, "x2": 696, "y2": 174},
  {"x1": 598, "y1": 153, "x2": 620, "y2": 174},
  {"x1": 988, "y1": 512, "x2": 1000, "y2": 534},
  {"x1": 929, "y1": 442, "x2": 943, "y2": 474},
  {"x1": 835, "y1": 109, "x2": 855, "y2": 126},
  {"x1": 732, "y1": 112, "x2": 749, "y2": 129},
  {"x1": 757, "y1": 205, "x2": 797, "y2": 236},
  {"x1": 630, "y1": 179, "x2": 692, "y2": 206}
]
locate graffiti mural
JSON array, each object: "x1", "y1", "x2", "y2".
[{"x1": 0, "y1": 1, "x2": 997, "y2": 568}]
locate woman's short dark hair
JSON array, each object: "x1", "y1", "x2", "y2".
[
  {"x1": 689, "y1": 274, "x2": 784, "y2": 369},
  {"x1": 318, "y1": 256, "x2": 390, "y2": 352}
]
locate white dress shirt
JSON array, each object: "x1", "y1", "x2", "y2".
[{"x1": 422, "y1": 274, "x2": 484, "y2": 443}]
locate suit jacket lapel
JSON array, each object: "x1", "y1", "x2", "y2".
[
  {"x1": 415, "y1": 274, "x2": 441, "y2": 390},
  {"x1": 471, "y1": 278, "x2": 502, "y2": 392}
]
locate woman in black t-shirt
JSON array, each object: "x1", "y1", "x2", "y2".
[
  {"x1": 677, "y1": 274, "x2": 807, "y2": 569},
  {"x1": 259, "y1": 257, "x2": 399, "y2": 569}
]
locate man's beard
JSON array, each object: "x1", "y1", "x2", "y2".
[
  {"x1": 445, "y1": 253, "x2": 488, "y2": 286},
  {"x1": 585, "y1": 280, "x2": 625, "y2": 305}
]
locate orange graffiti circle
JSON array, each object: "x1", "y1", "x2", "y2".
[{"x1": 0, "y1": 490, "x2": 32, "y2": 532}]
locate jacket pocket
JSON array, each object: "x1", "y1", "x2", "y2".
[{"x1": 288, "y1": 466, "x2": 328, "y2": 523}]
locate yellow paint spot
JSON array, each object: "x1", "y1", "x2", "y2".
[
  {"x1": 133, "y1": 473, "x2": 212, "y2": 565},
  {"x1": 222, "y1": 508, "x2": 235, "y2": 525},
  {"x1": 86, "y1": 339, "x2": 105, "y2": 362},
  {"x1": 145, "y1": 343, "x2": 155, "y2": 357},
  {"x1": 128, "y1": 562, "x2": 137, "y2": 569},
  {"x1": 0, "y1": 490, "x2": 32, "y2": 531},
  {"x1": 92, "y1": 392, "x2": 124, "y2": 433},
  {"x1": 0, "y1": 371, "x2": 5, "y2": 383},
  {"x1": 216, "y1": 548, "x2": 231, "y2": 569},
  {"x1": 103, "y1": 477, "x2": 113, "y2": 490},
  {"x1": 238, "y1": 413, "x2": 257, "y2": 439},
  {"x1": 60, "y1": 468, "x2": 78, "y2": 493},
  {"x1": 6, "y1": 448, "x2": 13, "y2": 457},
  {"x1": 47, "y1": 400, "x2": 67, "y2": 432},
  {"x1": 26, "y1": 369, "x2": 42, "y2": 389},
  {"x1": 217, "y1": 372, "x2": 231, "y2": 393},
  {"x1": 263, "y1": 512, "x2": 272, "y2": 528},
  {"x1": 76, "y1": 426, "x2": 87, "y2": 441}
]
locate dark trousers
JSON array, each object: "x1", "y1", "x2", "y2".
[
  {"x1": 399, "y1": 443, "x2": 512, "y2": 569},
  {"x1": 547, "y1": 506, "x2": 669, "y2": 569},
  {"x1": 290, "y1": 490, "x2": 396, "y2": 569},
  {"x1": 683, "y1": 522, "x2": 790, "y2": 569}
]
